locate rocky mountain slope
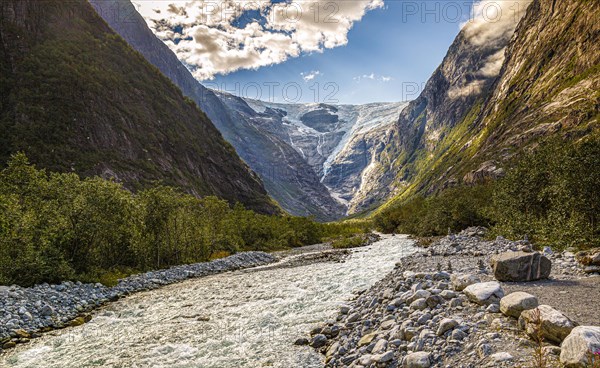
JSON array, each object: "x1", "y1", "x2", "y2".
[
  {"x1": 211, "y1": 92, "x2": 347, "y2": 220},
  {"x1": 243, "y1": 99, "x2": 408, "y2": 211},
  {"x1": 87, "y1": 0, "x2": 598, "y2": 218},
  {"x1": 89, "y1": 0, "x2": 344, "y2": 221},
  {"x1": 365, "y1": 0, "x2": 599, "y2": 212},
  {"x1": 0, "y1": 0, "x2": 277, "y2": 214}
]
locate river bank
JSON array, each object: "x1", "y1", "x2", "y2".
[
  {"x1": 0, "y1": 232, "x2": 383, "y2": 354},
  {"x1": 0, "y1": 251, "x2": 277, "y2": 351},
  {"x1": 305, "y1": 228, "x2": 600, "y2": 367},
  {"x1": 1, "y1": 235, "x2": 416, "y2": 367}
]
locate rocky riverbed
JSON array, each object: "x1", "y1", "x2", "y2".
[
  {"x1": 0, "y1": 251, "x2": 277, "y2": 351},
  {"x1": 1, "y1": 235, "x2": 417, "y2": 367},
  {"x1": 304, "y1": 228, "x2": 600, "y2": 367}
]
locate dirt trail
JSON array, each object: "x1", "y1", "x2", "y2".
[{"x1": 504, "y1": 276, "x2": 600, "y2": 325}]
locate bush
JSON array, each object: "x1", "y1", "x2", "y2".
[
  {"x1": 491, "y1": 136, "x2": 600, "y2": 249},
  {"x1": 374, "y1": 185, "x2": 493, "y2": 236},
  {"x1": 331, "y1": 234, "x2": 373, "y2": 249}
]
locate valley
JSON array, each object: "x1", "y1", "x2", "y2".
[{"x1": 0, "y1": 0, "x2": 599, "y2": 367}]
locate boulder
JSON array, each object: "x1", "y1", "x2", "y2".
[
  {"x1": 40, "y1": 305, "x2": 54, "y2": 316},
  {"x1": 584, "y1": 266, "x2": 600, "y2": 274},
  {"x1": 69, "y1": 317, "x2": 86, "y2": 327},
  {"x1": 491, "y1": 352, "x2": 514, "y2": 362},
  {"x1": 486, "y1": 304, "x2": 500, "y2": 313},
  {"x1": 500, "y1": 292, "x2": 539, "y2": 318},
  {"x1": 374, "y1": 351, "x2": 394, "y2": 363},
  {"x1": 410, "y1": 298, "x2": 428, "y2": 311},
  {"x1": 451, "y1": 274, "x2": 480, "y2": 291},
  {"x1": 293, "y1": 337, "x2": 309, "y2": 345},
  {"x1": 372, "y1": 339, "x2": 388, "y2": 354},
  {"x1": 404, "y1": 351, "x2": 431, "y2": 368},
  {"x1": 490, "y1": 251, "x2": 551, "y2": 282},
  {"x1": 13, "y1": 329, "x2": 30, "y2": 338},
  {"x1": 520, "y1": 305, "x2": 577, "y2": 344},
  {"x1": 3, "y1": 341, "x2": 16, "y2": 349},
  {"x1": 463, "y1": 282, "x2": 504, "y2": 305},
  {"x1": 560, "y1": 326, "x2": 600, "y2": 368}
]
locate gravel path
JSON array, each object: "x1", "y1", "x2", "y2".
[{"x1": 504, "y1": 277, "x2": 600, "y2": 326}]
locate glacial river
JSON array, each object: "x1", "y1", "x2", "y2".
[{"x1": 1, "y1": 235, "x2": 415, "y2": 368}]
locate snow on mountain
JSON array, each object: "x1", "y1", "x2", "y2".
[{"x1": 242, "y1": 97, "x2": 408, "y2": 212}]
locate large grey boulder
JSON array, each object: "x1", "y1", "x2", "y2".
[
  {"x1": 519, "y1": 305, "x2": 577, "y2": 344},
  {"x1": 309, "y1": 334, "x2": 328, "y2": 348},
  {"x1": 463, "y1": 282, "x2": 504, "y2": 305},
  {"x1": 500, "y1": 292, "x2": 539, "y2": 318},
  {"x1": 491, "y1": 251, "x2": 551, "y2": 281},
  {"x1": 404, "y1": 352, "x2": 431, "y2": 368},
  {"x1": 560, "y1": 326, "x2": 600, "y2": 368}
]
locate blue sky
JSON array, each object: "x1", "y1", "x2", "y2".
[
  {"x1": 134, "y1": 1, "x2": 478, "y2": 104},
  {"x1": 206, "y1": 2, "x2": 472, "y2": 104}
]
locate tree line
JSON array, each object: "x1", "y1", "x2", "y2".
[{"x1": 0, "y1": 153, "x2": 369, "y2": 286}]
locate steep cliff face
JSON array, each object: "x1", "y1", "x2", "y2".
[
  {"x1": 354, "y1": 1, "x2": 532, "y2": 211},
  {"x1": 214, "y1": 93, "x2": 346, "y2": 221},
  {"x1": 473, "y1": 0, "x2": 599, "y2": 162},
  {"x1": 0, "y1": 0, "x2": 277, "y2": 214},
  {"x1": 88, "y1": 0, "x2": 230, "y2": 127},
  {"x1": 371, "y1": 0, "x2": 599, "y2": 211}
]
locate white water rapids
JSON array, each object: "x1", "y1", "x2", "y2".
[{"x1": 1, "y1": 235, "x2": 416, "y2": 368}]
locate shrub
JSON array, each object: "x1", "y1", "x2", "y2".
[{"x1": 492, "y1": 136, "x2": 600, "y2": 249}]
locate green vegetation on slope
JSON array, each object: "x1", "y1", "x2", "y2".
[
  {"x1": 0, "y1": 154, "x2": 370, "y2": 287},
  {"x1": 0, "y1": 0, "x2": 276, "y2": 214},
  {"x1": 374, "y1": 136, "x2": 600, "y2": 250}
]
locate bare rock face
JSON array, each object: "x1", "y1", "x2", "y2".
[
  {"x1": 89, "y1": 0, "x2": 347, "y2": 221},
  {"x1": 560, "y1": 326, "x2": 600, "y2": 368},
  {"x1": 491, "y1": 251, "x2": 551, "y2": 282},
  {"x1": 519, "y1": 305, "x2": 577, "y2": 344},
  {"x1": 463, "y1": 161, "x2": 505, "y2": 185},
  {"x1": 500, "y1": 292, "x2": 539, "y2": 318}
]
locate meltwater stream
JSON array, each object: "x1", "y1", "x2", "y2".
[{"x1": 2, "y1": 235, "x2": 415, "y2": 368}]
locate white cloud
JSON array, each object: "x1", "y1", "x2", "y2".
[
  {"x1": 301, "y1": 70, "x2": 321, "y2": 82},
  {"x1": 477, "y1": 48, "x2": 506, "y2": 77},
  {"x1": 446, "y1": 0, "x2": 532, "y2": 99},
  {"x1": 461, "y1": 0, "x2": 532, "y2": 47},
  {"x1": 132, "y1": 0, "x2": 384, "y2": 80},
  {"x1": 353, "y1": 73, "x2": 393, "y2": 82}
]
